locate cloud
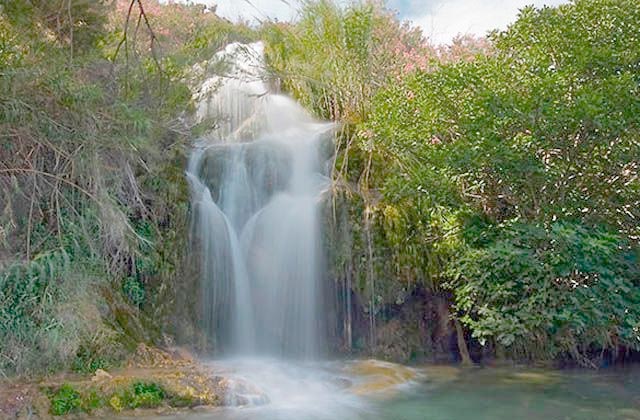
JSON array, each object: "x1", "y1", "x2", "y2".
[
  {"x1": 170, "y1": 0, "x2": 569, "y2": 44},
  {"x1": 406, "y1": 0, "x2": 568, "y2": 44},
  {"x1": 209, "y1": 0, "x2": 298, "y2": 23},
  {"x1": 386, "y1": 0, "x2": 437, "y2": 16}
]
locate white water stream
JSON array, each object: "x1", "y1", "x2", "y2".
[{"x1": 187, "y1": 42, "x2": 333, "y2": 359}]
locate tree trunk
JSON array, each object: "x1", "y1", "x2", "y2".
[{"x1": 454, "y1": 318, "x2": 473, "y2": 366}]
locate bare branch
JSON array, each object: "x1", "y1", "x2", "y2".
[{"x1": 112, "y1": 0, "x2": 165, "y2": 76}]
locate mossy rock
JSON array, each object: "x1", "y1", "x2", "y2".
[
  {"x1": 100, "y1": 286, "x2": 163, "y2": 352},
  {"x1": 45, "y1": 373, "x2": 219, "y2": 416}
]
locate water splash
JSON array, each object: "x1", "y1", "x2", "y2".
[{"x1": 187, "y1": 42, "x2": 334, "y2": 358}]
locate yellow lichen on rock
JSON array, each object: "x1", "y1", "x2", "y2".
[{"x1": 346, "y1": 359, "x2": 417, "y2": 396}]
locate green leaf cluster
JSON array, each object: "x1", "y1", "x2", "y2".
[
  {"x1": 48, "y1": 381, "x2": 168, "y2": 416},
  {"x1": 448, "y1": 222, "x2": 640, "y2": 362}
]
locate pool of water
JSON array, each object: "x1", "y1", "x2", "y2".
[
  {"x1": 142, "y1": 359, "x2": 640, "y2": 420},
  {"x1": 375, "y1": 364, "x2": 640, "y2": 420}
]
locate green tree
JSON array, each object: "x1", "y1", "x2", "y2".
[{"x1": 365, "y1": 0, "x2": 640, "y2": 364}]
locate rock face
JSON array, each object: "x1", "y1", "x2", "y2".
[
  {"x1": 91, "y1": 369, "x2": 113, "y2": 382},
  {"x1": 197, "y1": 141, "x2": 294, "y2": 226},
  {"x1": 372, "y1": 292, "x2": 459, "y2": 363}
]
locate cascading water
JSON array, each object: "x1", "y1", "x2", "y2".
[
  {"x1": 187, "y1": 42, "x2": 333, "y2": 358},
  {"x1": 183, "y1": 43, "x2": 414, "y2": 420}
]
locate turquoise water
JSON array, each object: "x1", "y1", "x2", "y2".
[
  {"x1": 374, "y1": 366, "x2": 640, "y2": 420},
  {"x1": 145, "y1": 360, "x2": 640, "y2": 420}
]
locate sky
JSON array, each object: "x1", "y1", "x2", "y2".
[{"x1": 180, "y1": 0, "x2": 569, "y2": 44}]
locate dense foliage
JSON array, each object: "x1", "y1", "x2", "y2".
[
  {"x1": 0, "y1": 0, "x2": 254, "y2": 376},
  {"x1": 449, "y1": 222, "x2": 640, "y2": 364},
  {"x1": 361, "y1": 0, "x2": 640, "y2": 363}
]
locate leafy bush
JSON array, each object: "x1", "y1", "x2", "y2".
[
  {"x1": 48, "y1": 381, "x2": 167, "y2": 415},
  {"x1": 448, "y1": 222, "x2": 640, "y2": 364},
  {"x1": 131, "y1": 381, "x2": 166, "y2": 408},
  {"x1": 0, "y1": 0, "x2": 254, "y2": 377},
  {"x1": 50, "y1": 385, "x2": 82, "y2": 416},
  {"x1": 367, "y1": 0, "x2": 640, "y2": 234}
]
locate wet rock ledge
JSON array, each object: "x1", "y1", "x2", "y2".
[{"x1": 0, "y1": 344, "x2": 244, "y2": 418}]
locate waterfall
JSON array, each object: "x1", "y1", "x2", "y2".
[{"x1": 187, "y1": 42, "x2": 334, "y2": 358}]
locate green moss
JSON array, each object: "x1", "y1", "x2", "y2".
[{"x1": 108, "y1": 381, "x2": 167, "y2": 410}]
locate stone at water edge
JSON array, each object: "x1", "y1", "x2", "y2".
[
  {"x1": 217, "y1": 377, "x2": 270, "y2": 406},
  {"x1": 345, "y1": 359, "x2": 417, "y2": 396}
]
